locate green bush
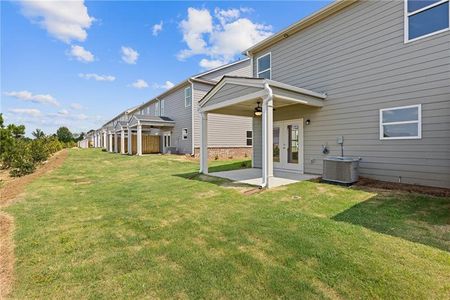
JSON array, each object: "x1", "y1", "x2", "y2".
[
  {"x1": 8, "y1": 140, "x2": 36, "y2": 177},
  {"x1": 0, "y1": 116, "x2": 74, "y2": 177}
]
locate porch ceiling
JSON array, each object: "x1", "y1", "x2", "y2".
[{"x1": 199, "y1": 76, "x2": 327, "y2": 116}]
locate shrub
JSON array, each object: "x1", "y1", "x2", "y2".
[
  {"x1": 9, "y1": 140, "x2": 36, "y2": 177},
  {"x1": 30, "y1": 139, "x2": 51, "y2": 163}
]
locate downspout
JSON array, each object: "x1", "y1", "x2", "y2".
[
  {"x1": 188, "y1": 79, "x2": 195, "y2": 156},
  {"x1": 261, "y1": 82, "x2": 273, "y2": 188}
]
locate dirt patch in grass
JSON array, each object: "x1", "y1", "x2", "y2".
[
  {"x1": 355, "y1": 177, "x2": 450, "y2": 197},
  {"x1": 0, "y1": 149, "x2": 68, "y2": 298},
  {"x1": 0, "y1": 212, "x2": 14, "y2": 299}
]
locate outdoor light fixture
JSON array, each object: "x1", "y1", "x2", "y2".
[
  {"x1": 305, "y1": 119, "x2": 311, "y2": 125},
  {"x1": 254, "y1": 101, "x2": 262, "y2": 116}
]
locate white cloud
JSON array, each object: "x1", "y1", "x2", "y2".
[
  {"x1": 178, "y1": 7, "x2": 272, "y2": 69},
  {"x1": 129, "y1": 79, "x2": 149, "y2": 89},
  {"x1": 69, "y1": 45, "x2": 94, "y2": 62},
  {"x1": 79, "y1": 73, "x2": 115, "y2": 81},
  {"x1": 177, "y1": 8, "x2": 213, "y2": 60},
  {"x1": 18, "y1": 0, "x2": 94, "y2": 43},
  {"x1": 152, "y1": 21, "x2": 163, "y2": 36},
  {"x1": 4, "y1": 90, "x2": 59, "y2": 107},
  {"x1": 199, "y1": 58, "x2": 227, "y2": 70},
  {"x1": 121, "y1": 46, "x2": 139, "y2": 64},
  {"x1": 8, "y1": 108, "x2": 42, "y2": 117},
  {"x1": 70, "y1": 103, "x2": 84, "y2": 110},
  {"x1": 153, "y1": 81, "x2": 175, "y2": 90},
  {"x1": 58, "y1": 109, "x2": 69, "y2": 115}
]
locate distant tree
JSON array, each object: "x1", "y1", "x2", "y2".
[
  {"x1": 32, "y1": 129, "x2": 46, "y2": 139},
  {"x1": 0, "y1": 113, "x2": 4, "y2": 128},
  {"x1": 56, "y1": 126, "x2": 74, "y2": 143},
  {"x1": 7, "y1": 124, "x2": 25, "y2": 139}
]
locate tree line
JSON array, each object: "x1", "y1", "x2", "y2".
[{"x1": 0, "y1": 113, "x2": 85, "y2": 177}]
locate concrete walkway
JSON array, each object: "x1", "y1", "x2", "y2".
[{"x1": 210, "y1": 168, "x2": 319, "y2": 188}]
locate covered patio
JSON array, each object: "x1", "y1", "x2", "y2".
[
  {"x1": 127, "y1": 115, "x2": 175, "y2": 155},
  {"x1": 211, "y1": 168, "x2": 319, "y2": 188},
  {"x1": 198, "y1": 76, "x2": 327, "y2": 188}
]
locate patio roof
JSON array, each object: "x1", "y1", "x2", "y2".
[
  {"x1": 114, "y1": 121, "x2": 128, "y2": 131},
  {"x1": 128, "y1": 114, "x2": 175, "y2": 128},
  {"x1": 199, "y1": 76, "x2": 327, "y2": 116}
]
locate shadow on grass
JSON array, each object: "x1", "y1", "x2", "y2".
[
  {"x1": 173, "y1": 160, "x2": 256, "y2": 190},
  {"x1": 208, "y1": 160, "x2": 251, "y2": 173},
  {"x1": 332, "y1": 190, "x2": 450, "y2": 252}
]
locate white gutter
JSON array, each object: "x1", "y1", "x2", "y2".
[
  {"x1": 188, "y1": 79, "x2": 195, "y2": 156},
  {"x1": 261, "y1": 82, "x2": 273, "y2": 188}
]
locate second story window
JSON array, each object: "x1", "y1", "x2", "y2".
[
  {"x1": 405, "y1": 0, "x2": 449, "y2": 42},
  {"x1": 257, "y1": 53, "x2": 271, "y2": 79},
  {"x1": 185, "y1": 86, "x2": 192, "y2": 108},
  {"x1": 154, "y1": 101, "x2": 160, "y2": 116}
]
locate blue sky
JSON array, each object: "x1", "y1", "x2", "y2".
[{"x1": 1, "y1": 0, "x2": 330, "y2": 136}]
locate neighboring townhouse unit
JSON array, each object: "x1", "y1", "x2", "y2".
[
  {"x1": 97, "y1": 106, "x2": 140, "y2": 153},
  {"x1": 101, "y1": 59, "x2": 254, "y2": 158},
  {"x1": 199, "y1": 0, "x2": 450, "y2": 188}
]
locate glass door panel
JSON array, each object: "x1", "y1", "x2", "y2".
[
  {"x1": 273, "y1": 127, "x2": 280, "y2": 163},
  {"x1": 287, "y1": 125, "x2": 299, "y2": 164}
]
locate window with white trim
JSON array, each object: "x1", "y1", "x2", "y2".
[
  {"x1": 380, "y1": 104, "x2": 421, "y2": 139},
  {"x1": 405, "y1": 0, "x2": 449, "y2": 42},
  {"x1": 160, "y1": 99, "x2": 165, "y2": 116},
  {"x1": 246, "y1": 131, "x2": 253, "y2": 146},
  {"x1": 182, "y1": 128, "x2": 188, "y2": 140},
  {"x1": 257, "y1": 53, "x2": 271, "y2": 79},
  {"x1": 164, "y1": 133, "x2": 171, "y2": 147},
  {"x1": 185, "y1": 87, "x2": 192, "y2": 107},
  {"x1": 154, "y1": 101, "x2": 160, "y2": 116}
]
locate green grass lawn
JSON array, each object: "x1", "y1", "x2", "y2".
[{"x1": 4, "y1": 149, "x2": 450, "y2": 299}]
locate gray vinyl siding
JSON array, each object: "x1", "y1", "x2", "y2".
[
  {"x1": 159, "y1": 83, "x2": 193, "y2": 154},
  {"x1": 252, "y1": 0, "x2": 450, "y2": 188},
  {"x1": 197, "y1": 59, "x2": 252, "y2": 82},
  {"x1": 193, "y1": 82, "x2": 253, "y2": 148},
  {"x1": 252, "y1": 117, "x2": 262, "y2": 168}
]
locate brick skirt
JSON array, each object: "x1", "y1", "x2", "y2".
[{"x1": 193, "y1": 147, "x2": 252, "y2": 160}]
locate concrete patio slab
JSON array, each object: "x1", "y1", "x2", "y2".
[{"x1": 210, "y1": 168, "x2": 319, "y2": 188}]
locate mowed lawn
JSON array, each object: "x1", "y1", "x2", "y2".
[{"x1": 5, "y1": 149, "x2": 450, "y2": 299}]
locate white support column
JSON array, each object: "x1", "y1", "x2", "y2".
[
  {"x1": 199, "y1": 112, "x2": 208, "y2": 174},
  {"x1": 127, "y1": 127, "x2": 132, "y2": 155},
  {"x1": 137, "y1": 124, "x2": 142, "y2": 156},
  {"x1": 108, "y1": 133, "x2": 113, "y2": 152},
  {"x1": 262, "y1": 83, "x2": 274, "y2": 188},
  {"x1": 103, "y1": 132, "x2": 107, "y2": 149},
  {"x1": 114, "y1": 132, "x2": 118, "y2": 153},
  {"x1": 120, "y1": 129, "x2": 125, "y2": 154}
]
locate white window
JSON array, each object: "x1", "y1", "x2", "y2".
[
  {"x1": 405, "y1": 0, "x2": 449, "y2": 42},
  {"x1": 380, "y1": 104, "x2": 422, "y2": 140},
  {"x1": 160, "y1": 99, "x2": 165, "y2": 116},
  {"x1": 185, "y1": 87, "x2": 192, "y2": 107},
  {"x1": 182, "y1": 128, "x2": 188, "y2": 140},
  {"x1": 246, "y1": 131, "x2": 253, "y2": 146},
  {"x1": 164, "y1": 133, "x2": 171, "y2": 147},
  {"x1": 257, "y1": 53, "x2": 271, "y2": 79},
  {"x1": 154, "y1": 101, "x2": 160, "y2": 116}
]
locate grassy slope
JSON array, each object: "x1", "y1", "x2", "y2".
[{"x1": 5, "y1": 149, "x2": 450, "y2": 299}]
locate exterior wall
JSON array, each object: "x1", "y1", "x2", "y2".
[
  {"x1": 193, "y1": 82, "x2": 253, "y2": 149},
  {"x1": 193, "y1": 147, "x2": 252, "y2": 160},
  {"x1": 197, "y1": 58, "x2": 251, "y2": 82},
  {"x1": 251, "y1": 0, "x2": 450, "y2": 188},
  {"x1": 159, "y1": 83, "x2": 194, "y2": 154}
]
